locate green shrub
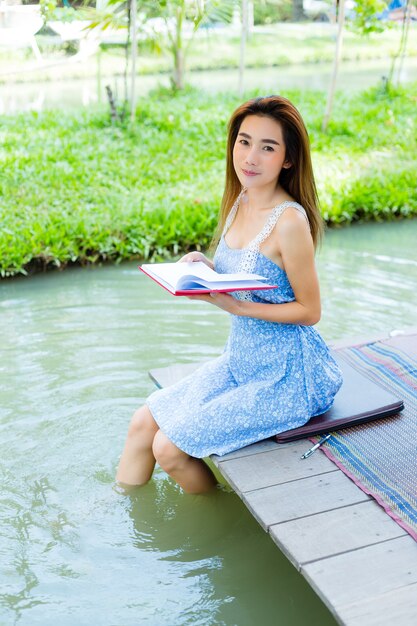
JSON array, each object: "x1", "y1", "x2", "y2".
[
  {"x1": 253, "y1": 0, "x2": 292, "y2": 24},
  {"x1": 0, "y1": 84, "x2": 416, "y2": 277}
]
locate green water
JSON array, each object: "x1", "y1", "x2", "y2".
[{"x1": 1, "y1": 219, "x2": 416, "y2": 626}]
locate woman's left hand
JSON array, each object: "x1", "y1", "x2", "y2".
[{"x1": 187, "y1": 292, "x2": 243, "y2": 315}]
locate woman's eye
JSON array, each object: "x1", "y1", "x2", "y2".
[
  {"x1": 263, "y1": 146, "x2": 274, "y2": 152},
  {"x1": 239, "y1": 139, "x2": 249, "y2": 145}
]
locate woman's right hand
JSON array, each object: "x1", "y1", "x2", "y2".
[{"x1": 178, "y1": 251, "x2": 214, "y2": 270}]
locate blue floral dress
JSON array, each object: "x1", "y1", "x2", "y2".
[{"x1": 146, "y1": 193, "x2": 343, "y2": 458}]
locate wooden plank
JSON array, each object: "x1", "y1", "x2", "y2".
[
  {"x1": 148, "y1": 362, "x2": 203, "y2": 388},
  {"x1": 242, "y1": 471, "x2": 370, "y2": 531},
  {"x1": 338, "y1": 582, "x2": 417, "y2": 626},
  {"x1": 386, "y1": 332, "x2": 417, "y2": 358},
  {"x1": 211, "y1": 437, "x2": 291, "y2": 463},
  {"x1": 303, "y1": 535, "x2": 417, "y2": 615},
  {"x1": 331, "y1": 332, "x2": 390, "y2": 350},
  {"x1": 330, "y1": 325, "x2": 417, "y2": 350},
  {"x1": 217, "y1": 442, "x2": 337, "y2": 492},
  {"x1": 269, "y1": 500, "x2": 406, "y2": 568}
]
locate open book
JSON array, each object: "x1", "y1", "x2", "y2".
[{"x1": 139, "y1": 261, "x2": 277, "y2": 296}]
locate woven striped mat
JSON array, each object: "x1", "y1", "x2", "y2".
[{"x1": 317, "y1": 339, "x2": 417, "y2": 541}]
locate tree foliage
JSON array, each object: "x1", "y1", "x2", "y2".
[
  {"x1": 83, "y1": 0, "x2": 236, "y2": 90},
  {"x1": 348, "y1": 0, "x2": 388, "y2": 35}
]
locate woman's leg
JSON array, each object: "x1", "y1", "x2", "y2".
[
  {"x1": 152, "y1": 430, "x2": 217, "y2": 494},
  {"x1": 116, "y1": 405, "x2": 159, "y2": 486}
]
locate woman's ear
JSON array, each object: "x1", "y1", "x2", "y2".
[{"x1": 282, "y1": 160, "x2": 292, "y2": 169}]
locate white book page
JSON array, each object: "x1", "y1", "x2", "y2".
[
  {"x1": 141, "y1": 262, "x2": 215, "y2": 289},
  {"x1": 177, "y1": 278, "x2": 269, "y2": 290},
  {"x1": 141, "y1": 262, "x2": 266, "y2": 290}
]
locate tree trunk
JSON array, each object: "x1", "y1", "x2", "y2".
[
  {"x1": 292, "y1": 0, "x2": 306, "y2": 21},
  {"x1": 247, "y1": 0, "x2": 254, "y2": 33},
  {"x1": 105, "y1": 85, "x2": 119, "y2": 124},
  {"x1": 171, "y1": 1, "x2": 185, "y2": 90},
  {"x1": 173, "y1": 47, "x2": 185, "y2": 90},
  {"x1": 130, "y1": 0, "x2": 137, "y2": 122},
  {"x1": 239, "y1": 0, "x2": 248, "y2": 97},
  {"x1": 396, "y1": 0, "x2": 412, "y2": 85},
  {"x1": 322, "y1": 0, "x2": 345, "y2": 132}
]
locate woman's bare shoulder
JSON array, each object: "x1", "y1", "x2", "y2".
[{"x1": 275, "y1": 205, "x2": 311, "y2": 239}]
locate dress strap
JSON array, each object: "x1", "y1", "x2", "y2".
[
  {"x1": 248, "y1": 201, "x2": 308, "y2": 253},
  {"x1": 240, "y1": 201, "x2": 309, "y2": 274},
  {"x1": 236, "y1": 200, "x2": 309, "y2": 301}
]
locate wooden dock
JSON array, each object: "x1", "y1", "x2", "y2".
[{"x1": 149, "y1": 328, "x2": 417, "y2": 626}]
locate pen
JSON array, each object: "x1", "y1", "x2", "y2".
[{"x1": 300, "y1": 434, "x2": 332, "y2": 460}]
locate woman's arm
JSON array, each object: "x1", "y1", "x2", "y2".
[
  {"x1": 189, "y1": 213, "x2": 321, "y2": 326},
  {"x1": 240, "y1": 214, "x2": 321, "y2": 325}
]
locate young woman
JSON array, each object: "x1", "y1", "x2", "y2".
[{"x1": 116, "y1": 95, "x2": 343, "y2": 494}]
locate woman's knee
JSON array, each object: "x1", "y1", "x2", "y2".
[
  {"x1": 152, "y1": 431, "x2": 187, "y2": 472},
  {"x1": 127, "y1": 405, "x2": 159, "y2": 441}
]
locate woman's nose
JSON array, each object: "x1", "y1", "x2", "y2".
[{"x1": 245, "y1": 147, "x2": 258, "y2": 165}]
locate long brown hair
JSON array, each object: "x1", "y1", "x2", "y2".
[{"x1": 212, "y1": 95, "x2": 323, "y2": 250}]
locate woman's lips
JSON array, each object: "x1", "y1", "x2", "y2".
[{"x1": 242, "y1": 169, "x2": 260, "y2": 177}]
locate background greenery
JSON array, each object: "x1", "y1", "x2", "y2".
[
  {"x1": 1, "y1": 82, "x2": 416, "y2": 277},
  {"x1": 3, "y1": 23, "x2": 416, "y2": 84}
]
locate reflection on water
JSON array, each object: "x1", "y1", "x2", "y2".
[
  {"x1": 1, "y1": 218, "x2": 416, "y2": 625},
  {"x1": 2, "y1": 56, "x2": 417, "y2": 114}
]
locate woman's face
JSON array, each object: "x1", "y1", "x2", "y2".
[{"x1": 232, "y1": 114, "x2": 290, "y2": 192}]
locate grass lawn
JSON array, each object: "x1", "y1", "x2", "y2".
[{"x1": 0, "y1": 82, "x2": 416, "y2": 277}]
